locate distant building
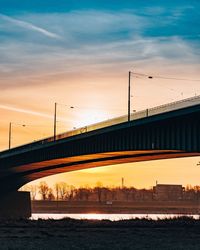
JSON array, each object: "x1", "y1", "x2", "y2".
[{"x1": 153, "y1": 184, "x2": 184, "y2": 201}]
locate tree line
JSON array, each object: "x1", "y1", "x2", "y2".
[{"x1": 20, "y1": 182, "x2": 200, "y2": 202}]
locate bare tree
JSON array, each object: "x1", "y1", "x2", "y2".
[
  {"x1": 54, "y1": 183, "x2": 60, "y2": 200},
  {"x1": 57, "y1": 182, "x2": 68, "y2": 200},
  {"x1": 38, "y1": 181, "x2": 50, "y2": 200},
  {"x1": 194, "y1": 185, "x2": 200, "y2": 192},
  {"x1": 110, "y1": 187, "x2": 117, "y2": 201},
  {"x1": 122, "y1": 187, "x2": 132, "y2": 201},
  {"x1": 94, "y1": 182, "x2": 103, "y2": 203},
  {"x1": 66, "y1": 185, "x2": 75, "y2": 201},
  {"x1": 75, "y1": 187, "x2": 86, "y2": 201},
  {"x1": 47, "y1": 188, "x2": 55, "y2": 201},
  {"x1": 102, "y1": 187, "x2": 110, "y2": 201},
  {"x1": 30, "y1": 185, "x2": 37, "y2": 200}
]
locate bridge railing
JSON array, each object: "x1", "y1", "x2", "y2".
[
  {"x1": 1, "y1": 95, "x2": 200, "y2": 157},
  {"x1": 148, "y1": 95, "x2": 200, "y2": 116},
  {"x1": 51, "y1": 94, "x2": 200, "y2": 139}
]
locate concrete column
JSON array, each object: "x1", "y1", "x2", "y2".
[{"x1": 0, "y1": 191, "x2": 31, "y2": 219}]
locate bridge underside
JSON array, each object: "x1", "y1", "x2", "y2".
[
  {"x1": 1, "y1": 149, "x2": 199, "y2": 218},
  {"x1": 1, "y1": 150, "x2": 200, "y2": 192}
]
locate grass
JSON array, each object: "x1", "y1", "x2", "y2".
[{"x1": 0, "y1": 217, "x2": 200, "y2": 249}]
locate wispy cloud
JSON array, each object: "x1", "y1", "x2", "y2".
[
  {"x1": 0, "y1": 104, "x2": 74, "y2": 123},
  {"x1": 0, "y1": 9, "x2": 199, "y2": 88},
  {"x1": 0, "y1": 104, "x2": 53, "y2": 119},
  {"x1": 0, "y1": 13, "x2": 61, "y2": 39}
]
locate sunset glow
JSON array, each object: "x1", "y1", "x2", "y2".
[{"x1": 1, "y1": 0, "x2": 200, "y2": 189}]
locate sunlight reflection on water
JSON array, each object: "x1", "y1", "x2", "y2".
[{"x1": 31, "y1": 213, "x2": 200, "y2": 221}]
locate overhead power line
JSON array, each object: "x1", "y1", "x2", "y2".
[
  {"x1": 57, "y1": 102, "x2": 126, "y2": 111},
  {"x1": 132, "y1": 72, "x2": 200, "y2": 82}
]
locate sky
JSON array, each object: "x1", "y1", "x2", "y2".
[{"x1": 0, "y1": 0, "x2": 200, "y2": 188}]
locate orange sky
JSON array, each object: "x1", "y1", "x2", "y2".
[
  {"x1": 1, "y1": 3, "x2": 200, "y2": 188},
  {"x1": 26, "y1": 157, "x2": 200, "y2": 189},
  {"x1": 1, "y1": 71, "x2": 200, "y2": 189}
]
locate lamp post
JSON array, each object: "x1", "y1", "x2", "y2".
[
  {"x1": 54, "y1": 102, "x2": 57, "y2": 141},
  {"x1": 128, "y1": 71, "x2": 153, "y2": 122},
  {"x1": 128, "y1": 71, "x2": 131, "y2": 122},
  {"x1": 8, "y1": 122, "x2": 12, "y2": 150},
  {"x1": 8, "y1": 122, "x2": 26, "y2": 150},
  {"x1": 53, "y1": 103, "x2": 75, "y2": 141}
]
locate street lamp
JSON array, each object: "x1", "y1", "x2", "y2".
[
  {"x1": 8, "y1": 122, "x2": 26, "y2": 150},
  {"x1": 54, "y1": 102, "x2": 57, "y2": 141},
  {"x1": 53, "y1": 103, "x2": 74, "y2": 141},
  {"x1": 128, "y1": 71, "x2": 153, "y2": 122},
  {"x1": 128, "y1": 71, "x2": 131, "y2": 122}
]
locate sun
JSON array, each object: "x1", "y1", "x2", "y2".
[{"x1": 74, "y1": 110, "x2": 108, "y2": 128}]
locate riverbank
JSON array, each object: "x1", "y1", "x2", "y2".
[
  {"x1": 0, "y1": 217, "x2": 200, "y2": 249},
  {"x1": 32, "y1": 200, "x2": 200, "y2": 214}
]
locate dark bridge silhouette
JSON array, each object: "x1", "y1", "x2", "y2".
[{"x1": 1, "y1": 95, "x2": 200, "y2": 217}]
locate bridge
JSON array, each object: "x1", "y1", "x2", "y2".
[{"x1": 1, "y1": 95, "x2": 200, "y2": 217}]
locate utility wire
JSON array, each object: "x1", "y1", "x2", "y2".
[
  {"x1": 11, "y1": 123, "x2": 67, "y2": 128},
  {"x1": 132, "y1": 72, "x2": 200, "y2": 95},
  {"x1": 57, "y1": 102, "x2": 126, "y2": 111},
  {"x1": 132, "y1": 72, "x2": 200, "y2": 82}
]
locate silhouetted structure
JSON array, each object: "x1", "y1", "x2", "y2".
[
  {"x1": 1, "y1": 95, "x2": 200, "y2": 217},
  {"x1": 153, "y1": 184, "x2": 184, "y2": 201}
]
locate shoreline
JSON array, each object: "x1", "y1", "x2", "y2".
[{"x1": 32, "y1": 200, "x2": 200, "y2": 215}]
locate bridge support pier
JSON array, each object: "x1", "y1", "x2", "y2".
[{"x1": 0, "y1": 191, "x2": 31, "y2": 219}]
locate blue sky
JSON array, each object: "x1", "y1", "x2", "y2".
[
  {"x1": 1, "y1": 1, "x2": 200, "y2": 39},
  {"x1": 0, "y1": 1, "x2": 200, "y2": 114},
  {"x1": 1, "y1": 0, "x2": 199, "y2": 12},
  {"x1": 0, "y1": 0, "x2": 199, "y2": 115},
  {"x1": 0, "y1": 0, "x2": 200, "y2": 130},
  {"x1": 0, "y1": 1, "x2": 199, "y2": 78}
]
